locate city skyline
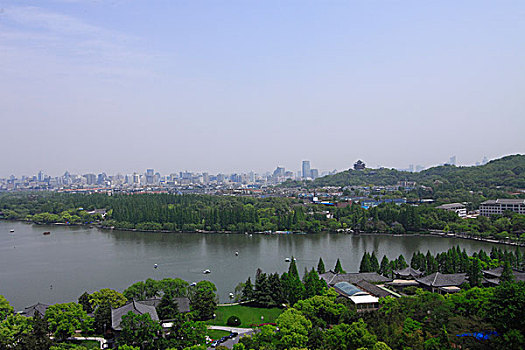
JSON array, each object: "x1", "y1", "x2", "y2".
[
  {"x1": 0, "y1": 153, "x2": 500, "y2": 179},
  {"x1": 1, "y1": 1, "x2": 524, "y2": 177}
]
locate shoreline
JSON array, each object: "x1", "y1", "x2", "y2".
[{"x1": 3, "y1": 219, "x2": 524, "y2": 247}]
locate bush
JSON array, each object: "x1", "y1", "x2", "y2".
[{"x1": 227, "y1": 315, "x2": 241, "y2": 326}]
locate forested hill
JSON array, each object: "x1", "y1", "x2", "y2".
[{"x1": 312, "y1": 154, "x2": 525, "y2": 189}]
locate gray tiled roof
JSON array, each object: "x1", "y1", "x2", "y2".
[
  {"x1": 20, "y1": 303, "x2": 49, "y2": 317},
  {"x1": 355, "y1": 280, "x2": 396, "y2": 298},
  {"x1": 436, "y1": 203, "x2": 465, "y2": 210},
  {"x1": 416, "y1": 272, "x2": 466, "y2": 287},
  {"x1": 394, "y1": 267, "x2": 423, "y2": 278},
  {"x1": 135, "y1": 297, "x2": 190, "y2": 314},
  {"x1": 320, "y1": 271, "x2": 391, "y2": 286},
  {"x1": 111, "y1": 301, "x2": 159, "y2": 331}
]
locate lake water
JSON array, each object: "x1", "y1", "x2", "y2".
[{"x1": 0, "y1": 220, "x2": 517, "y2": 310}]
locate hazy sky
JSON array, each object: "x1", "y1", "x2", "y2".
[{"x1": 1, "y1": 0, "x2": 524, "y2": 177}]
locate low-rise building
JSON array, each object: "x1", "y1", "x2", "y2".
[
  {"x1": 479, "y1": 199, "x2": 525, "y2": 216},
  {"x1": 415, "y1": 272, "x2": 466, "y2": 294},
  {"x1": 436, "y1": 203, "x2": 467, "y2": 218}
]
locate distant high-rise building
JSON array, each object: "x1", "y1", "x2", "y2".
[
  {"x1": 145, "y1": 169, "x2": 154, "y2": 184},
  {"x1": 83, "y1": 173, "x2": 96, "y2": 185},
  {"x1": 38, "y1": 171, "x2": 44, "y2": 182},
  {"x1": 273, "y1": 167, "x2": 285, "y2": 178},
  {"x1": 202, "y1": 172, "x2": 209, "y2": 184},
  {"x1": 448, "y1": 156, "x2": 456, "y2": 166},
  {"x1": 408, "y1": 164, "x2": 414, "y2": 172},
  {"x1": 310, "y1": 169, "x2": 319, "y2": 179},
  {"x1": 482, "y1": 156, "x2": 488, "y2": 165},
  {"x1": 302, "y1": 161, "x2": 311, "y2": 179}
]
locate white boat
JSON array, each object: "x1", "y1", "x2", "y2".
[
  {"x1": 190, "y1": 282, "x2": 197, "y2": 287},
  {"x1": 235, "y1": 251, "x2": 239, "y2": 256},
  {"x1": 10, "y1": 229, "x2": 14, "y2": 233},
  {"x1": 285, "y1": 258, "x2": 291, "y2": 262},
  {"x1": 229, "y1": 293, "x2": 234, "y2": 298},
  {"x1": 154, "y1": 264, "x2": 158, "y2": 269},
  {"x1": 203, "y1": 269, "x2": 211, "y2": 274}
]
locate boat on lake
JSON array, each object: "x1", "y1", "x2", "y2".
[
  {"x1": 203, "y1": 269, "x2": 211, "y2": 274},
  {"x1": 43, "y1": 231, "x2": 50, "y2": 235},
  {"x1": 10, "y1": 229, "x2": 14, "y2": 233}
]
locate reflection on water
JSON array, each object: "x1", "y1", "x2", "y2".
[{"x1": 0, "y1": 221, "x2": 519, "y2": 310}]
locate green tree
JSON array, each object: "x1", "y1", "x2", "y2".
[
  {"x1": 241, "y1": 277, "x2": 255, "y2": 301},
  {"x1": 379, "y1": 255, "x2": 392, "y2": 277},
  {"x1": 157, "y1": 291, "x2": 180, "y2": 320},
  {"x1": 276, "y1": 309, "x2": 312, "y2": 349},
  {"x1": 0, "y1": 295, "x2": 13, "y2": 320},
  {"x1": 45, "y1": 303, "x2": 90, "y2": 342},
  {"x1": 317, "y1": 257, "x2": 326, "y2": 274},
  {"x1": 324, "y1": 319, "x2": 377, "y2": 350},
  {"x1": 0, "y1": 313, "x2": 33, "y2": 349},
  {"x1": 77, "y1": 292, "x2": 93, "y2": 314},
  {"x1": 189, "y1": 281, "x2": 217, "y2": 320},
  {"x1": 334, "y1": 258, "x2": 345, "y2": 273},
  {"x1": 501, "y1": 261, "x2": 515, "y2": 283},
  {"x1": 89, "y1": 288, "x2": 127, "y2": 309},
  {"x1": 359, "y1": 252, "x2": 372, "y2": 273},
  {"x1": 94, "y1": 301, "x2": 111, "y2": 335},
  {"x1": 288, "y1": 257, "x2": 299, "y2": 278},
  {"x1": 118, "y1": 312, "x2": 161, "y2": 350},
  {"x1": 467, "y1": 258, "x2": 483, "y2": 287}
]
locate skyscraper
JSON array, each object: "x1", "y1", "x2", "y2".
[{"x1": 302, "y1": 161, "x2": 311, "y2": 179}]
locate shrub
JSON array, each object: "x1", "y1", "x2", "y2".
[{"x1": 227, "y1": 315, "x2": 241, "y2": 327}]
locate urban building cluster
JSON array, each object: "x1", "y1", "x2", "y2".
[{"x1": 0, "y1": 161, "x2": 336, "y2": 193}]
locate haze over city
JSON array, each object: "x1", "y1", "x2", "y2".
[{"x1": 1, "y1": 1, "x2": 524, "y2": 177}]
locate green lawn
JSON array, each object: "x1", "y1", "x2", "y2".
[
  {"x1": 207, "y1": 329, "x2": 231, "y2": 340},
  {"x1": 207, "y1": 305, "x2": 283, "y2": 327},
  {"x1": 63, "y1": 339, "x2": 100, "y2": 349}
]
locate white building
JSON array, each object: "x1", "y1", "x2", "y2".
[
  {"x1": 480, "y1": 199, "x2": 525, "y2": 216},
  {"x1": 436, "y1": 203, "x2": 467, "y2": 218}
]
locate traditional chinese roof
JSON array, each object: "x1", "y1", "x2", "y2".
[
  {"x1": 111, "y1": 301, "x2": 159, "y2": 331},
  {"x1": 394, "y1": 267, "x2": 423, "y2": 278},
  {"x1": 320, "y1": 271, "x2": 391, "y2": 286},
  {"x1": 416, "y1": 272, "x2": 466, "y2": 288},
  {"x1": 20, "y1": 303, "x2": 49, "y2": 318}
]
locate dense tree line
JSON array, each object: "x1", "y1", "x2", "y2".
[
  {"x1": 237, "y1": 258, "x2": 326, "y2": 307},
  {"x1": 2, "y1": 192, "x2": 525, "y2": 242},
  {"x1": 356, "y1": 246, "x2": 524, "y2": 288}
]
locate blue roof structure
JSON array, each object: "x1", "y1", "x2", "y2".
[{"x1": 334, "y1": 282, "x2": 367, "y2": 297}]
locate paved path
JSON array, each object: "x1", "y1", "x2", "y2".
[
  {"x1": 208, "y1": 325, "x2": 252, "y2": 333},
  {"x1": 207, "y1": 326, "x2": 254, "y2": 349}
]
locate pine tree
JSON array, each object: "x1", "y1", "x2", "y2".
[
  {"x1": 317, "y1": 257, "x2": 326, "y2": 274},
  {"x1": 334, "y1": 258, "x2": 345, "y2": 273},
  {"x1": 241, "y1": 277, "x2": 254, "y2": 301},
  {"x1": 288, "y1": 257, "x2": 299, "y2": 278},
  {"x1": 501, "y1": 261, "x2": 515, "y2": 284},
  {"x1": 379, "y1": 255, "x2": 391, "y2": 277},
  {"x1": 370, "y1": 252, "x2": 380, "y2": 272},
  {"x1": 396, "y1": 254, "x2": 408, "y2": 270},
  {"x1": 468, "y1": 258, "x2": 482, "y2": 287},
  {"x1": 78, "y1": 291, "x2": 93, "y2": 314},
  {"x1": 359, "y1": 252, "x2": 372, "y2": 273}
]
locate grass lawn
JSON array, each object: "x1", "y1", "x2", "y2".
[
  {"x1": 64, "y1": 339, "x2": 100, "y2": 349},
  {"x1": 207, "y1": 329, "x2": 231, "y2": 340},
  {"x1": 207, "y1": 305, "x2": 283, "y2": 327}
]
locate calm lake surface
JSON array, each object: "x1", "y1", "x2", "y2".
[{"x1": 0, "y1": 220, "x2": 519, "y2": 310}]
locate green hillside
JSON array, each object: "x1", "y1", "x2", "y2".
[{"x1": 313, "y1": 154, "x2": 525, "y2": 190}]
